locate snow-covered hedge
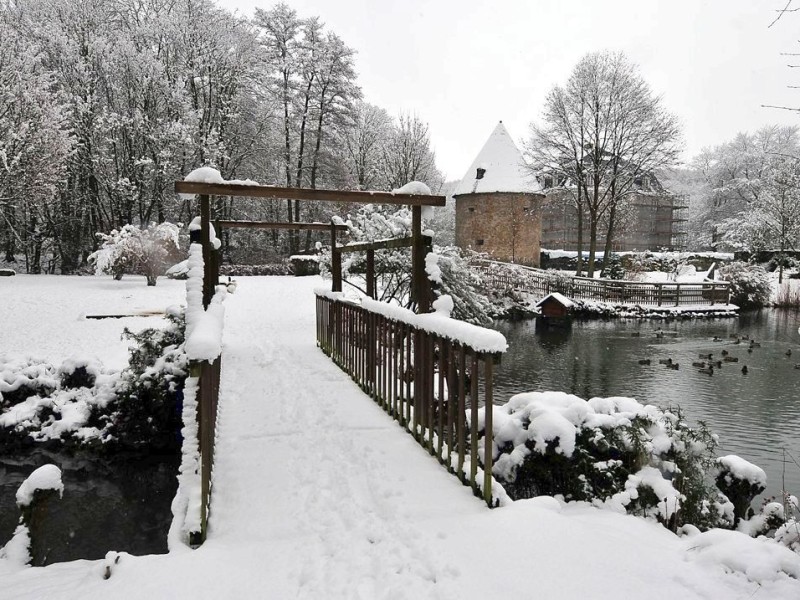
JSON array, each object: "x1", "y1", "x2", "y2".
[{"x1": 477, "y1": 392, "x2": 732, "y2": 530}]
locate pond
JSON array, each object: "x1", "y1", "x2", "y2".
[
  {"x1": 493, "y1": 309, "x2": 800, "y2": 501},
  {"x1": 0, "y1": 449, "x2": 178, "y2": 565}
]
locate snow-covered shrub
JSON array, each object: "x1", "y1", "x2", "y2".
[
  {"x1": 479, "y1": 392, "x2": 733, "y2": 531},
  {"x1": 219, "y1": 262, "x2": 292, "y2": 276},
  {"x1": 58, "y1": 359, "x2": 98, "y2": 390},
  {"x1": 108, "y1": 308, "x2": 188, "y2": 451},
  {"x1": 0, "y1": 358, "x2": 57, "y2": 408},
  {"x1": 717, "y1": 262, "x2": 771, "y2": 309},
  {"x1": 89, "y1": 222, "x2": 182, "y2": 286},
  {"x1": 740, "y1": 494, "x2": 800, "y2": 554},
  {"x1": 623, "y1": 251, "x2": 678, "y2": 277}
]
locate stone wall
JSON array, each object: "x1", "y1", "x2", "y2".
[{"x1": 454, "y1": 192, "x2": 543, "y2": 267}]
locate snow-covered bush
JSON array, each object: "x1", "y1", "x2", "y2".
[
  {"x1": 89, "y1": 222, "x2": 182, "y2": 286},
  {"x1": 718, "y1": 262, "x2": 771, "y2": 309},
  {"x1": 478, "y1": 392, "x2": 733, "y2": 531},
  {"x1": 0, "y1": 358, "x2": 57, "y2": 408},
  {"x1": 740, "y1": 495, "x2": 800, "y2": 555},
  {"x1": 108, "y1": 308, "x2": 188, "y2": 451},
  {"x1": 601, "y1": 254, "x2": 625, "y2": 280},
  {"x1": 425, "y1": 248, "x2": 493, "y2": 325}
]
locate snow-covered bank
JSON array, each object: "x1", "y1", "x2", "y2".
[{"x1": 1, "y1": 276, "x2": 798, "y2": 598}]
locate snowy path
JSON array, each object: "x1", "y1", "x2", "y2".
[
  {"x1": 1, "y1": 276, "x2": 799, "y2": 599},
  {"x1": 207, "y1": 276, "x2": 479, "y2": 598}
]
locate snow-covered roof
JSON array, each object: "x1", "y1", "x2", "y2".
[
  {"x1": 454, "y1": 122, "x2": 543, "y2": 196},
  {"x1": 535, "y1": 292, "x2": 575, "y2": 309}
]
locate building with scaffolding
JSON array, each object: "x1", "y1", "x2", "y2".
[{"x1": 539, "y1": 175, "x2": 687, "y2": 252}]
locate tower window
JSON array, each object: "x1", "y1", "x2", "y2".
[
  {"x1": 476, "y1": 167, "x2": 486, "y2": 180},
  {"x1": 468, "y1": 207, "x2": 475, "y2": 213},
  {"x1": 475, "y1": 239, "x2": 484, "y2": 246}
]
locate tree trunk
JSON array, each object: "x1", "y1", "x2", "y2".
[
  {"x1": 575, "y1": 186, "x2": 583, "y2": 276},
  {"x1": 587, "y1": 216, "x2": 598, "y2": 277},
  {"x1": 601, "y1": 203, "x2": 617, "y2": 277}
]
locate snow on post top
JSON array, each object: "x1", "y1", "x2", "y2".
[
  {"x1": 454, "y1": 121, "x2": 542, "y2": 196},
  {"x1": 392, "y1": 181, "x2": 432, "y2": 195},
  {"x1": 16, "y1": 464, "x2": 64, "y2": 507},
  {"x1": 184, "y1": 166, "x2": 225, "y2": 185}
]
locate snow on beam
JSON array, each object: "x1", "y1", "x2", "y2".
[
  {"x1": 174, "y1": 181, "x2": 446, "y2": 207},
  {"x1": 214, "y1": 220, "x2": 348, "y2": 231}
]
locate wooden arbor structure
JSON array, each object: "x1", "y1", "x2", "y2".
[
  {"x1": 175, "y1": 181, "x2": 446, "y2": 310},
  {"x1": 173, "y1": 179, "x2": 445, "y2": 542}
]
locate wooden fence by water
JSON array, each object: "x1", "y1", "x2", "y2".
[
  {"x1": 316, "y1": 293, "x2": 502, "y2": 506},
  {"x1": 476, "y1": 261, "x2": 731, "y2": 307}
]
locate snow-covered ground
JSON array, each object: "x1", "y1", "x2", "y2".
[
  {"x1": 0, "y1": 275, "x2": 186, "y2": 369},
  {"x1": 1, "y1": 276, "x2": 799, "y2": 598}
]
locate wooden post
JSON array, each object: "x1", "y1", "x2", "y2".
[
  {"x1": 675, "y1": 283, "x2": 681, "y2": 306},
  {"x1": 20, "y1": 488, "x2": 61, "y2": 566},
  {"x1": 200, "y1": 194, "x2": 213, "y2": 308},
  {"x1": 366, "y1": 249, "x2": 375, "y2": 299},
  {"x1": 483, "y1": 358, "x2": 494, "y2": 506},
  {"x1": 411, "y1": 205, "x2": 430, "y2": 313},
  {"x1": 331, "y1": 221, "x2": 342, "y2": 292}
]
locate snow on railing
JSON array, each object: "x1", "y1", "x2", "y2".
[
  {"x1": 185, "y1": 243, "x2": 226, "y2": 361},
  {"x1": 315, "y1": 290, "x2": 508, "y2": 507},
  {"x1": 171, "y1": 239, "x2": 226, "y2": 547}
]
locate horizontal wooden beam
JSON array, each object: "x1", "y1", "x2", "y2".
[
  {"x1": 175, "y1": 181, "x2": 446, "y2": 207},
  {"x1": 215, "y1": 220, "x2": 348, "y2": 232},
  {"x1": 336, "y1": 235, "x2": 431, "y2": 254}
]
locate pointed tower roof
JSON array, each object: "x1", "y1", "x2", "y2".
[{"x1": 454, "y1": 121, "x2": 542, "y2": 196}]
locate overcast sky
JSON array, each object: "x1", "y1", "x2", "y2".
[{"x1": 227, "y1": 0, "x2": 800, "y2": 182}]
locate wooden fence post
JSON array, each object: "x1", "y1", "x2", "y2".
[
  {"x1": 366, "y1": 249, "x2": 375, "y2": 299},
  {"x1": 411, "y1": 205, "x2": 430, "y2": 313},
  {"x1": 200, "y1": 194, "x2": 213, "y2": 308},
  {"x1": 331, "y1": 221, "x2": 342, "y2": 292},
  {"x1": 483, "y1": 357, "x2": 494, "y2": 507}
]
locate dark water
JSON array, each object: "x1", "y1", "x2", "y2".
[
  {"x1": 0, "y1": 449, "x2": 178, "y2": 564},
  {"x1": 493, "y1": 309, "x2": 800, "y2": 501}
]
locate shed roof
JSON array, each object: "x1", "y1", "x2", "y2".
[
  {"x1": 454, "y1": 122, "x2": 542, "y2": 196},
  {"x1": 535, "y1": 292, "x2": 575, "y2": 309}
]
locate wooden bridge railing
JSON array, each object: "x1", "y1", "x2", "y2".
[
  {"x1": 315, "y1": 292, "x2": 504, "y2": 506},
  {"x1": 476, "y1": 261, "x2": 731, "y2": 307}
]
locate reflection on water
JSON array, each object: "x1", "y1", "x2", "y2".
[{"x1": 493, "y1": 309, "x2": 800, "y2": 500}]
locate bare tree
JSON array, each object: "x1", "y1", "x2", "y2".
[
  {"x1": 341, "y1": 101, "x2": 392, "y2": 190},
  {"x1": 529, "y1": 51, "x2": 682, "y2": 276},
  {"x1": 379, "y1": 112, "x2": 443, "y2": 192}
]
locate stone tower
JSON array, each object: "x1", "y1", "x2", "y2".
[{"x1": 453, "y1": 122, "x2": 544, "y2": 266}]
